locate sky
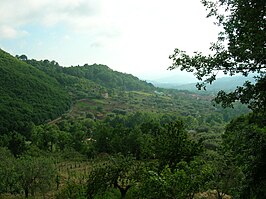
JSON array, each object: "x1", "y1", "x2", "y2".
[{"x1": 0, "y1": 0, "x2": 219, "y2": 83}]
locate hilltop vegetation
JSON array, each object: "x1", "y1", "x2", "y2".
[
  {"x1": 23, "y1": 58, "x2": 105, "y2": 100},
  {"x1": 63, "y1": 64, "x2": 154, "y2": 91},
  {"x1": 23, "y1": 57, "x2": 154, "y2": 100},
  {"x1": 0, "y1": 50, "x2": 70, "y2": 135}
]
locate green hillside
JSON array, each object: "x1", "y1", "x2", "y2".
[
  {"x1": 23, "y1": 58, "x2": 155, "y2": 100},
  {"x1": 62, "y1": 64, "x2": 154, "y2": 91},
  {"x1": 23, "y1": 58, "x2": 105, "y2": 100},
  {"x1": 0, "y1": 50, "x2": 71, "y2": 134}
]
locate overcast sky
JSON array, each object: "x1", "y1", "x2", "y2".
[{"x1": 0, "y1": 0, "x2": 219, "y2": 82}]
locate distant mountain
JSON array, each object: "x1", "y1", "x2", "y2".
[
  {"x1": 148, "y1": 81, "x2": 181, "y2": 89},
  {"x1": 0, "y1": 50, "x2": 70, "y2": 134},
  {"x1": 152, "y1": 74, "x2": 196, "y2": 84},
  {"x1": 152, "y1": 75, "x2": 256, "y2": 92},
  {"x1": 139, "y1": 70, "x2": 197, "y2": 85}
]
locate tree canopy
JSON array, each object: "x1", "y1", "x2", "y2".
[
  {"x1": 169, "y1": 0, "x2": 266, "y2": 198},
  {"x1": 169, "y1": 0, "x2": 266, "y2": 112},
  {"x1": 222, "y1": 114, "x2": 266, "y2": 198},
  {"x1": 0, "y1": 50, "x2": 71, "y2": 134}
]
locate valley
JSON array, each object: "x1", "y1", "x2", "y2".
[
  {"x1": 1, "y1": 0, "x2": 265, "y2": 198},
  {"x1": 0, "y1": 49, "x2": 261, "y2": 199}
]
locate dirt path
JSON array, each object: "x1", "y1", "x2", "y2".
[{"x1": 47, "y1": 99, "x2": 81, "y2": 124}]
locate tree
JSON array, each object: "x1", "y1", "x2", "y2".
[
  {"x1": 8, "y1": 132, "x2": 27, "y2": 157},
  {"x1": 222, "y1": 114, "x2": 266, "y2": 198},
  {"x1": 31, "y1": 124, "x2": 59, "y2": 151},
  {"x1": 169, "y1": 0, "x2": 266, "y2": 112},
  {"x1": 16, "y1": 54, "x2": 28, "y2": 61},
  {"x1": 69, "y1": 122, "x2": 87, "y2": 152},
  {"x1": 93, "y1": 123, "x2": 113, "y2": 154},
  {"x1": 0, "y1": 147, "x2": 19, "y2": 195},
  {"x1": 87, "y1": 154, "x2": 142, "y2": 199},
  {"x1": 169, "y1": 1, "x2": 265, "y2": 197},
  {"x1": 209, "y1": 151, "x2": 244, "y2": 199},
  {"x1": 56, "y1": 180, "x2": 86, "y2": 199},
  {"x1": 16, "y1": 156, "x2": 56, "y2": 198},
  {"x1": 155, "y1": 121, "x2": 203, "y2": 171},
  {"x1": 138, "y1": 159, "x2": 212, "y2": 199}
]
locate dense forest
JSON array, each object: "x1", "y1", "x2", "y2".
[
  {"x1": 0, "y1": 0, "x2": 265, "y2": 198},
  {"x1": 0, "y1": 50, "x2": 71, "y2": 135},
  {"x1": 23, "y1": 57, "x2": 154, "y2": 100}
]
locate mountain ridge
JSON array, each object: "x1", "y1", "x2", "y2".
[{"x1": 151, "y1": 75, "x2": 256, "y2": 92}]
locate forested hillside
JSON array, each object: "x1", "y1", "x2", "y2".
[
  {"x1": 22, "y1": 58, "x2": 105, "y2": 100},
  {"x1": 22, "y1": 57, "x2": 154, "y2": 101},
  {"x1": 63, "y1": 64, "x2": 154, "y2": 91},
  {"x1": 0, "y1": 50, "x2": 156, "y2": 138},
  {"x1": 0, "y1": 50, "x2": 70, "y2": 135}
]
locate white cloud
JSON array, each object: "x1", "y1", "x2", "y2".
[
  {"x1": 0, "y1": 0, "x2": 220, "y2": 79},
  {"x1": 0, "y1": 0, "x2": 103, "y2": 36},
  {"x1": 90, "y1": 0, "x2": 219, "y2": 76},
  {"x1": 0, "y1": 25, "x2": 28, "y2": 39}
]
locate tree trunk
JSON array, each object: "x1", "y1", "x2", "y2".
[
  {"x1": 119, "y1": 185, "x2": 131, "y2": 199},
  {"x1": 120, "y1": 188, "x2": 127, "y2": 199},
  {"x1": 189, "y1": 193, "x2": 195, "y2": 199},
  {"x1": 25, "y1": 187, "x2": 29, "y2": 198},
  {"x1": 217, "y1": 190, "x2": 223, "y2": 199},
  {"x1": 114, "y1": 181, "x2": 131, "y2": 199}
]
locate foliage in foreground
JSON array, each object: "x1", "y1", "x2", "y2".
[
  {"x1": 223, "y1": 113, "x2": 266, "y2": 198},
  {"x1": 0, "y1": 147, "x2": 56, "y2": 198},
  {"x1": 169, "y1": 0, "x2": 266, "y2": 197}
]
